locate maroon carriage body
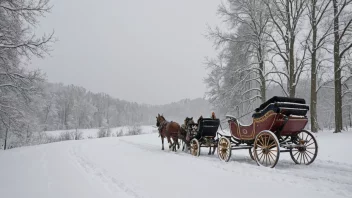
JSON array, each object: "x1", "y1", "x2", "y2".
[{"x1": 228, "y1": 97, "x2": 309, "y2": 140}]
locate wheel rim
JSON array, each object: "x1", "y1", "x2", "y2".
[
  {"x1": 217, "y1": 137, "x2": 231, "y2": 162},
  {"x1": 290, "y1": 130, "x2": 318, "y2": 165},
  {"x1": 254, "y1": 131, "x2": 280, "y2": 168},
  {"x1": 190, "y1": 139, "x2": 200, "y2": 156}
]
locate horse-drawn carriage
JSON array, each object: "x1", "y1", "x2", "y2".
[
  {"x1": 156, "y1": 96, "x2": 318, "y2": 168},
  {"x1": 217, "y1": 96, "x2": 318, "y2": 168},
  {"x1": 181, "y1": 115, "x2": 221, "y2": 156}
]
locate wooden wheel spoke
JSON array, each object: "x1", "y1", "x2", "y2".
[
  {"x1": 292, "y1": 150, "x2": 299, "y2": 157},
  {"x1": 268, "y1": 152, "x2": 276, "y2": 162},
  {"x1": 303, "y1": 152, "x2": 311, "y2": 163},
  {"x1": 258, "y1": 151, "x2": 265, "y2": 162},
  {"x1": 267, "y1": 142, "x2": 276, "y2": 149},
  {"x1": 305, "y1": 137, "x2": 311, "y2": 144},
  {"x1": 268, "y1": 150, "x2": 277, "y2": 158},
  {"x1": 258, "y1": 138, "x2": 265, "y2": 147},
  {"x1": 305, "y1": 142, "x2": 315, "y2": 147},
  {"x1": 300, "y1": 152, "x2": 304, "y2": 163},
  {"x1": 265, "y1": 136, "x2": 269, "y2": 146},
  {"x1": 304, "y1": 133, "x2": 309, "y2": 142},
  {"x1": 306, "y1": 149, "x2": 315, "y2": 156},
  {"x1": 302, "y1": 152, "x2": 306, "y2": 164},
  {"x1": 295, "y1": 152, "x2": 301, "y2": 162},
  {"x1": 262, "y1": 153, "x2": 266, "y2": 165},
  {"x1": 305, "y1": 152, "x2": 313, "y2": 160}
]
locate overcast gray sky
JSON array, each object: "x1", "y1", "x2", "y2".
[{"x1": 29, "y1": 0, "x2": 223, "y2": 105}]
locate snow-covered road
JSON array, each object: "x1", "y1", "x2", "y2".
[{"x1": 1, "y1": 132, "x2": 351, "y2": 198}]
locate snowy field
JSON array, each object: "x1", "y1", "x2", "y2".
[
  {"x1": 0, "y1": 128, "x2": 351, "y2": 198},
  {"x1": 44, "y1": 125, "x2": 157, "y2": 138}
]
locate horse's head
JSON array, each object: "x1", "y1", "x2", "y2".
[
  {"x1": 156, "y1": 114, "x2": 161, "y2": 127},
  {"x1": 184, "y1": 117, "x2": 195, "y2": 126},
  {"x1": 156, "y1": 113, "x2": 165, "y2": 127}
]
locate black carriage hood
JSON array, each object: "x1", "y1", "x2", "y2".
[{"x1": 255, "y1": 96, "x2": 307, "y2": 113}]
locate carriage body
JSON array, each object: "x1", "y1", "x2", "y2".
[
  {"x1": 218, "y1": 96, "x2": 318, "y2": 168},
  {"x1": 228, "y1": 97, "x2": 310, "y2": 140}
]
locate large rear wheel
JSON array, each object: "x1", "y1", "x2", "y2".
[
  {"x1": 254, "y1": 130, "x2": 280, "y2": 168},
  {"x1": 290, "y1": 130, "x2": 318, "y2": 165},
  {"x1": 217, "y1": 137, "x2": 231, "y2": 162}
]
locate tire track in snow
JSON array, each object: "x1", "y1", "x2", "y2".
[{"x1": 69, "y1": 145, "x2": 148, "y2": 198}]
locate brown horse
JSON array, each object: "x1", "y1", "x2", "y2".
[{"x1": 156, "y1": 114, "x2": 181, "y2": 151}]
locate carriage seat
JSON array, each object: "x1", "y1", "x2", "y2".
[
  {"x1": 252, "y1": 96, "x2": 309, "y2": 119},
  {"x1": 195, "y1": 118, "x2": 220, "y2": 139}
]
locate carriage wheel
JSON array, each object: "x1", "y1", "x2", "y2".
[
  {"x1": 190, "y1": 139, "x2": 200, "y2": 156},
  {"x1": 249, "y1": 147, "x2": 255, "y2": 161},
  {"x1": 290, "y1": 130, "x2": 318, "y2": 165},
  {"x1": 254, "y1": 130, "x2": 280, "y2": 168},
  {"x1": 217, "y1": 137, "x2": 231, "y2": 162}
]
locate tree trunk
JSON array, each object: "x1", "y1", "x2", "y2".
[
  {"x1": 333, "y1": 0, "x2": 343, "y2": 133},
  {"x1": 289, "y1": 36, "x2": 296, "y2": 97},
  {"x1": 285, "y1": 0, "x2": 296, "y2": 97},
  {"x1": 311, "y1": 0, "x2": 318, "y2": 132},
  {"x1": 4, "y1": 129, "x2": 8, "y2": 150},
  {"x1": 349, "y1": 106, "x2": 351, "y2": 128},
  {"x1": 258, "y1": 46, "x2": 266, "y2": 103},
  {"x1": 4, "y1": 121, "x2": 9, "y2": 150}
]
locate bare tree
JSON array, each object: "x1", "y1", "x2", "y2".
[
  {"x1": 331, "y1": 0, "x2": 352, "y2": 132},
  {"x1": 206, "y1": 0, "x2": 271, "y2": 104},
  {"x1": 306, "y1": 0, "x2": 334, "y2": 132},
  {"x1": 0, "y1": 0, "x2": 55, "y2": 149},
  {"x1": 263, "y1": 0, "x2": 308, "y2": 97}
]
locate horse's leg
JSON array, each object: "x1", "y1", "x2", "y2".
[
  {"x1": 168, "y1": 136, "x2": 173, "y2": 149},
  {"x1": 161, "y1": 136, "x2": 164, "y2": 150},
  {"x1": 212, "y1": 145, "x2": 216, "y2": 155},
  {"x1": 174, "y1": 137, "x2": 178, "y2": 151},
  {"x1": 208, "y1": 147, "x2": 211, "y2": 155}
]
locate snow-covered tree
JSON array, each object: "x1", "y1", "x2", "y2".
[{"x1": 0, "y1": 0, "x2": 54, "y2": 149}]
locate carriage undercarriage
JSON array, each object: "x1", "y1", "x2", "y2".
[{"x1": 217, "y1": 129, "x2": 318, "y2": 168}]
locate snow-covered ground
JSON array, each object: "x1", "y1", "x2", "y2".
[
  {"x1": 44, "y1": 125, "x2": 157, "y2": 139},
  {"x1": 0, "y1": 129, "x2": 351, "y2": 198}
]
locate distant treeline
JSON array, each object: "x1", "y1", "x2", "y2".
[{"x1": 28, "y1": 82, "x2": 214, "y2": 132}]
